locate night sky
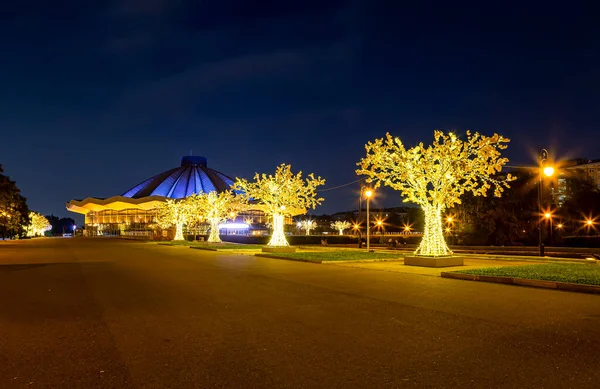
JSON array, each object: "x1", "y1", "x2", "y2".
[{"x1": 1, "y1": 1, "x2": 598, "y2": 223}]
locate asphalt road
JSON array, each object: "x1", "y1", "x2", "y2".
[{"x1": 1, "y1": 238, "x2": 599, "y2": 388}]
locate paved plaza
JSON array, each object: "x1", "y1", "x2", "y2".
[{"x1": 1, "y1": 238, "x2": 599, "y2": 388}]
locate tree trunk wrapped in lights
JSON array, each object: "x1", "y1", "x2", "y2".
[
  {"x1": 234, "y1": 164, "x2": 325, "y2": 247},
  {"x1": 330, "y1": 220, "x2": 351, "y2": 235},
  {"x1": 154, "y1": 199, "x2": 194, "y2": 241},
  {"x1": 297, "y1": 219, "x2": 316, "y2": 235},
  {"x1": 188, "y1": 192, "x2": 247, "y2": 243},
  {"x1": 270, "y1": 213, "x2": 288, "y2": 246},
  {"x1": 357, "y1": 131, "x2": 513, "y2": 257}
]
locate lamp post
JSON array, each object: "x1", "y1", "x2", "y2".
[
  {"x1": 538, "y1": 148, "x2": 554, "y2": 256},
  {"x1": 364, "y1": 188, "x2": 373, "y2": 251},
  {"x1": 544, "y1": 212, "x2": 553, "y2": 245}
]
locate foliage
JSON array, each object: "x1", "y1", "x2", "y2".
[
  {"x1": 557, "y1": 175, "x2": 600, "y2": 236},
  {"x1": 0, "y1": 164, "x2": 30, "y2": 238},
  {"x1": 330, "y1": 220, "x2": 351, "y2": 235},
  {"x1": 45, "y1": 215, "x2": 76, "y2": 235},
  {"x1": 154, "y1": 198, "x2": 195, "y2": 240},
  {"x1": 234, "y1": 164, "x2": 325, "y2": 217},
  {"x1": 27, "y1": 212, "x2": 51, "y2": 237},
  {"x1": 453, "y1": 170, "x2": 538, "y2": 245},
  {"x1": 234, "y1": 164, "x2": 325, "y2": 246},
  {"x1": 357, "y1": 131, "x2": 513, "y2": 256},
  {"x1": 188, "y1": 191, "x2": 247, "y2": 243}
]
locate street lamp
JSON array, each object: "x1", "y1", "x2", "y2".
[
  {"x1": 364, "y1": 188, "x2": 373, "y2": 251},
  {"x1": 538, "y1": 148, "x2": 554, "y2": 256}
]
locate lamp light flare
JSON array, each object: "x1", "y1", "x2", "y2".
[
  {"x1": 364, "y1": 189, "x2": 373, "y2": 198},
  {"x1": 543, "y1": 166, "x2": 555, "y2": 177},
  {"x1": 544, "y1": 212, "x2": 551, "y2": 219}
]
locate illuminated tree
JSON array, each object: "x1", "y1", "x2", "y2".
[
  {"x1": 297, "y1": 219, "x2": 317, "y2": 235},
  {"x1": 27, "y1": 212, "x2": 51, "y2": 237},
  {"x1": 331, "y1": 220, "x2": 351, "y2": 235},
  {"x1": 234, "y1": 164, "x2": 325, "y2": 246},
  {"x1": 189, "y1": 191, "x2": 247, "y2": 243},
  {"x1": 357, "y1": 131, "x2": 513, "y2": 256},
  {"x1": 154, "y1": 198, "x2": 194, "y2": 240}
]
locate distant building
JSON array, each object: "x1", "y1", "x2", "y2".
[
  {"x1": 561, "y1": 159, "x2": 600, "y2": 188},
  {"x1": 66, "y1": 156, "x2": 270, "y2": 239},
  {"x1": 556, "y1": 159, "x2": 600, "y2": 205}
]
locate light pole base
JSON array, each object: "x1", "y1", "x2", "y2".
[{"x1": 404, "y1": 255, "x2": 464, "y2": 268}]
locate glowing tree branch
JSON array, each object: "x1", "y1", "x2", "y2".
[
  {"x1": 234, "y1": 164, "x2": 325, "y2": 246},
  {"x1": 154, "y1": 199, "x2": 194, "y2": 241},
  {"x1": 188, "y1": 191, "x2": 247, "y2": 243},
  {"x1": 357, "y1": 131, "x2": 513, "y2": 256},
  {"x1": 27, "y1": 212, "x2": 51, "y2": 237},
  {"x1": 297, "y1": 219, "x2": 317, "y2": 235},
  {"x1": 331, "y1": 220, "x2": 351, "y2": 235}
]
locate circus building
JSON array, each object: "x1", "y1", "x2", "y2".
[{"x1": 66, "y1": 156, "x2": 266, "y2": 238}]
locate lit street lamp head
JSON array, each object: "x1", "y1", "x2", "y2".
[
  {"x1": 544, "y1": 212, "x2": 551, "y2": 219},
  {"x1": 543, "y1": 166, "x2": 555, "y2": 177},
  {"x1": 364, "y1": 189, "x2": 373, "y2": 198}
]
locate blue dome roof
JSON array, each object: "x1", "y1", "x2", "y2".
[{"x1": 122, "y1": 156, "x2": 235, "y2": 199}]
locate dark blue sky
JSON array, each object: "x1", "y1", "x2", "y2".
[{"x1": 1, "y1": 1, "x2": 598, "y2": 221}]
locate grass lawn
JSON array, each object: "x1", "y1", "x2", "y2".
[
  {"x1": 454, "y1": 263, "x2": 600, "y2": 286},
  {"x1": 265, "y1": 251, "x2": 404, "y2": 262}
]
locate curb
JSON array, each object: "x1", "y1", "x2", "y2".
[
  {"x1": 254, "y1": 253, "x2": 322, "y2": 264},
  {"x1": 190, "y1": 246, "x2": 262, "y2": 252},
  {"x1": 322, "y1": 258, "x2": 404, "y2": 264},
  {"x1": 189, "y1": 246, "x2": 218, "y2": 251},
  {"x1": 441, "y1": 272, "x2": 600, "y2": 295}
]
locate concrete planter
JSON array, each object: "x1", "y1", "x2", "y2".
[
  {"x1": 262, "y1": 247, "x2": 297, "y2": 253},
  {"x1": 404, "y1": 255, "x2": 464, "y2": 267}
]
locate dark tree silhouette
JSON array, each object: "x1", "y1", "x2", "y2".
[{"x1": 0, "y1": 164, "x2": 30, "y2": 239}]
